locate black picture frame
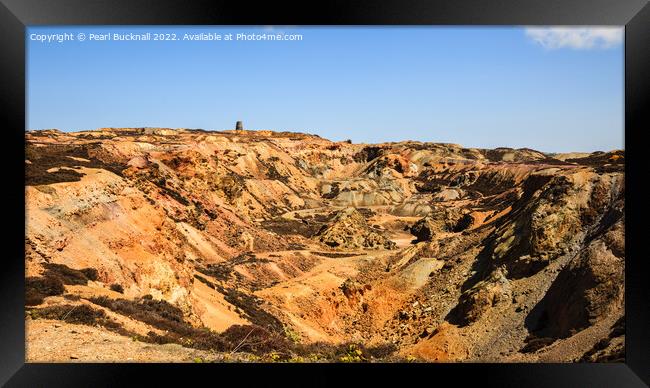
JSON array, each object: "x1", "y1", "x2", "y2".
[{"x1": 1, "y1": 0, "x2": 648, "y2": 386}]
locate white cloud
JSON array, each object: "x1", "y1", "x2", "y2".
[{"x1": 525, "y1": 27, "x2": 623, "y2": 50}]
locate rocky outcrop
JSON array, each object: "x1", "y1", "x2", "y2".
[
  {"x1": 408, "y1": 207, "x2": 471, "y2": 243},
  {"x1": 315, "y1": 208, "x2": 396, "y2": 250},
  {"x1": 450, "y1": 266, "x2": 512, "y2": 325},
  {"x1": 409, "y1": 216, "x2": 437, "y2": 242},
  {"x1": 474, "y1": 171, "x2": 623, "y2": 280},
  {"x1": 526, "y1": 218, "x2": 624, "y2": 339}
]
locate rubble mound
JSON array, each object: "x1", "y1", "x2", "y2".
[
  {"x1": 316, "y1": 208, "x2": 396, "y2": 250},
  {"x1": 450, "y1": 266, "x2": 512, "y2": 326},
  {"x1": 409, "y1": 216, "x2": 437, "y2": 242}
]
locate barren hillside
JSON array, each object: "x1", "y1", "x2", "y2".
[{"x1": 25, "y1": 127, "x2": 625, "y2": 362}]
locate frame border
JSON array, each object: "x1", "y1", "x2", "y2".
[{"x1": 1, "y1": 0, "x2": 648, "y2": 386}]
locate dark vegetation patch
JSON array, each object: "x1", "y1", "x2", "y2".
[
  {"x1": 87, "y1": 294, "x2": 286, "y2": 353},
  {"x1": 110, "y1": 283, "x2": 124, "y2": 293},
  {"x1": 196, "y1": 263, "x2": 232, "y2": 282},
  {"x1": 80, "y1": 268, "x2": 99, "y2": 281},
  {"x1": 152, "y1": 257, "x2": 286, "y2": 333},
  {"x1": 294, "y1": 341, "x2": 401, "y2": 362},
  {"x1": 214, "y1": 329, "x2": 401, "y2": 361},
  {"x1": 25, "y1": 264, "x2": 102, "y2": 306},
  {"x1": 27, "y1": 304, "x2": 129, "y2": 335},
  {"x1": 218, "y1": 324, "x2": 293, "y2": 355},
  {"x1": 260, "y1": 218, "x2": 323, "y2": 238},
  {"x1": 30, "y1": 304, "x2": 104, "y2": 325},
  {"x1": 204, "y1": 208, "x2": 218, "y2": 220},
  {"x1": 194, "y1": 274, "x2": 216, "y2": 288},
  {"x1": 195, "y1": 252, "x2": 269, "y2": 282},
  {"x1": 230, "y1": 252, "x2": 271, "y2": 266},
  {"x1": 43, "y1": 263, "x2": 99, "y2": 285},
  {"x1": 26, "y1": 143, "x2": 126, "y2": 185},
  {"x1": 144, "y1": 323, "x2": 295, "y2": 357},
  {"x1": 27, "y1": 167, "x2": 85, "y2": 186},
  {"x1": 63, "y1": 294, "x2": 81, "y2": 301},
  {"x1": 187, "y1": 202, "x2": 209, "y2": 230},
  {"x1": 89, "y1": 296, "x2": 186, "y2": 332},
  {"x1": 212, "y1": 253, "x2": 320, "y2": 292},
  {"x1": 25, "y1": 276, "x2": 65, "y2": 306},
  {"x1": 220, "y1": 288, "x2": 284, "y2": 332},
  {"x1": 144, "y1": 329, "x2": 226, "y2": 350}
]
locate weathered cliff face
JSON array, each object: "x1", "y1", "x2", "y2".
[{"x1": 25, "y1": 127, "x2": 624, "y2": 362}]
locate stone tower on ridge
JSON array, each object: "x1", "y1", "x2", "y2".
[{"x1": 235, "y1": 121, "x2": 243, "y2": 130}]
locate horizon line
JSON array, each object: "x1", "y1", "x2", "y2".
[{"x1": 25, "y1": 126, "x2": 624, "y2": 155}]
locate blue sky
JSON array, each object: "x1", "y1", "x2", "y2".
[{"x1": 27, "y1": 26, "x2": 623, "y2": 152}]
